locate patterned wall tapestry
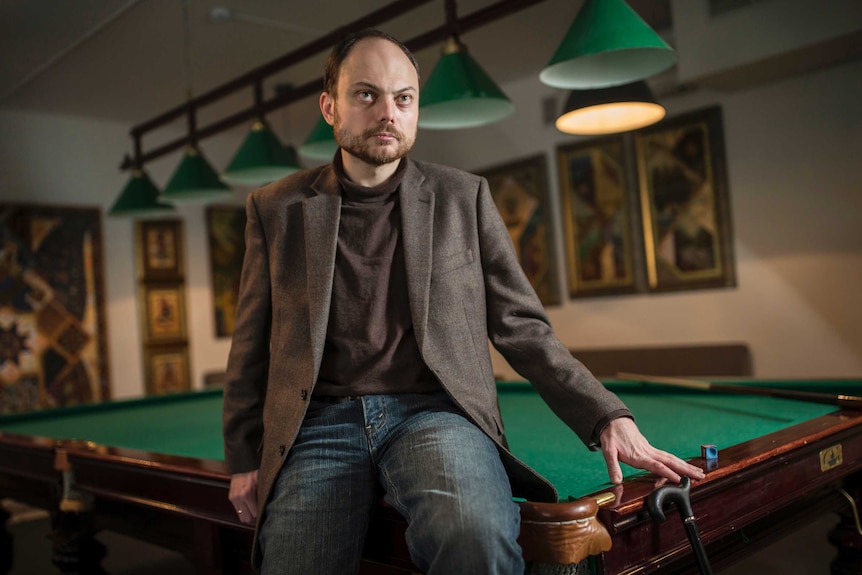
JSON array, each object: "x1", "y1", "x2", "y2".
[{"x1": 0, "y1": 204, "x2": 110, "y2": 414}]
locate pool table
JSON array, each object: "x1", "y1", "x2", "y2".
[{"x1": 2, "y1": 378, "x2": 862, "y2": 574}]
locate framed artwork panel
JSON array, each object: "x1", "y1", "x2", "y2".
[
  {"x1": 206, "y1": 206, "x2": 246, "y2": 337},
  {"x1": 137, "y1": 220, "x2": 184, "y2": 280},
  {"x1": 141, "y1": 282, "x2": 187, "y2": 342},
  {"x1": 478, "y1": 154, "x2": 561, "y2": 306},
  {"x1": 0, "y1": 203, "x2": 110, "y2": 412},
  {"x1": 635, "y1": 105, "x2": 736, "y2": 292},
  {"x1": 144, "y1": 345, "x2": 190, "y2": 395},
  {"x1": 557, "y1": 135, "x2": 642, "y2": 297}
]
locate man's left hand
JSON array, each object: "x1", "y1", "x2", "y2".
[{"x1": 600, "y1": 417, "x2": 706, "y2": 484}]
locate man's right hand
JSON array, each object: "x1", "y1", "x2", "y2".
[{"x1": 229, "y1": 469, "x2": 259, "y2": 525}]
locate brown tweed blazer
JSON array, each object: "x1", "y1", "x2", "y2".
[{"x1": 222, "y1": 157, "x2": 627, "y2": 544}]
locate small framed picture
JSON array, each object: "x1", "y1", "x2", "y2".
[
  {"x1": 137, "y1": 220, "x2": 184, "y2": 280},
  {"x1": 141, "y1": 283, "x2": 187, "y2": 342},
  {"x1": 557, "y1": 135, "x2": 643, "y2": 297},
  {"x1": 144, "y1": 345, "x2": 190, "y2": 395},
  {"x1": 634, "y1": 105, "x2": 736, "y2": 292}
]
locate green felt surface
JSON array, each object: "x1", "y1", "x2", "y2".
[
  {"x1": 0, "y1": 389, "x2": 225, "y2": 461},
  {"x1": 498, "y1": 380, "x2": 844, "y2": 500},
  {"x1": 1, "y1": 379, "x2": 858, "y2": 502}
]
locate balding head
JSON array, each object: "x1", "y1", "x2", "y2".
[{"x1": 323, "y1": 29, "x2": 419, "y2": 100}]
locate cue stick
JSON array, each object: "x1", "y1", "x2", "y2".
[{"x1": 617, "y1": 373, "x2": 862, "y2": 409}]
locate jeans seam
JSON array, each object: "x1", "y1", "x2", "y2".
[{"x1": 380, "y1": 464, "x2": 411, "y2": 524}]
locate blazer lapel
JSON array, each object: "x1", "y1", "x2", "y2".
[
  {"x1": 305, "y1": 168, "x2": 341, "y2": 371},
  {"x1": 400, "y1": 160, "x2": 433, "y2": 350}
]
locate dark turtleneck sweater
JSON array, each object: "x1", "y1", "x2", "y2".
[{"x1": 314, "y1": 155, "x2": 440, "y2": 397}]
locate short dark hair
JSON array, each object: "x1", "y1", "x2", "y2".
[{"x1": 323, "y1": 28, "x2": 420, "y2": 98}]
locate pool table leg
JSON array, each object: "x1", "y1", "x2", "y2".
[
  {"x1": 1, "y1": 506, "x2": 12, "y2": 575},
  {"x1": 49, "y1": 507, "x2": 108, "y2": 575},
  {"x1": 829, "y1": 474, "x2": 862, "y2": 575}
]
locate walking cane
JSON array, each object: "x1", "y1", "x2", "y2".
[{"x1": 646, "y1": 477, "x2": 713, "y2": 575}]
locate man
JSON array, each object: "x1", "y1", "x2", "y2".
[{"x1": 223, "y1": 28, "x2": 703, "y2": 575}]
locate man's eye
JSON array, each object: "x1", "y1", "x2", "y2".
[
  {"x1": 358, "y1": 91, "x2": 374, "y2": 101},
  {"x1": 398, "y1": 95, "x2": 413, "y2": 105}
]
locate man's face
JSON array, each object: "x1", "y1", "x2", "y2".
[{"x1": 324, "y1": 37, "x2": 419, "y2": 167}]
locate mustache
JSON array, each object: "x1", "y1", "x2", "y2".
[{"x1": 364, "y1": 123, "x2": 404, "y2": 141}]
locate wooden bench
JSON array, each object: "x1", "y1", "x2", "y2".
[{"x1": 570, "y1": 343, "x2": 753, "y2": 378}]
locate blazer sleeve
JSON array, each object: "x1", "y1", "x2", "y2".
[
  {"x1": 474, "y1": 177, "x2": 630, "y2": 446},
  {"x1": 222, "y1": 192, "x2": 273, "y2": 473}
]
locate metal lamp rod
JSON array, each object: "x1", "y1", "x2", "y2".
[{"x1": 120, "y1": 0, "x2": 549, "y2": 171}]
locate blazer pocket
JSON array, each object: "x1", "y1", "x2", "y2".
[{"x1": 436, "y1": 248, "x2": 474, "y2": 274}]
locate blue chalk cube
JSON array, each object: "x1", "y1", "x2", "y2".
[{"x1": 701, "y1": 444, "x2": 718, "y2": 460}]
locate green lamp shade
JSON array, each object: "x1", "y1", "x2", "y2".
[
  {"x1": 109, "y1": 169, "x2": 174, "y2": 217},
  {"x1": 556, "y1": 81, "x2": 665, "y2": 135},
  {"x1": 299, "y1": 116, "x2": 339, "y2": 161},
  {"x1": 161, "y1": 146, "x2": 234, "y2": 205},
  {"x1": 419, "y1": 38, "x2": 514, "y2": 130},
  {"x1": 540, "y1": 0, "x2": 676, "y2": 89},
  {"x1": 222, "y1": 121, "x2": 301, "y2": 186}
]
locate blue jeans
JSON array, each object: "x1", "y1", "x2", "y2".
[{"x1": 259, "y1": 390, "x2": 524, "y2": 575}]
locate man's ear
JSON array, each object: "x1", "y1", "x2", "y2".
[{"x1": 319, "y1": 92, "x2": 335, "y2": 126}]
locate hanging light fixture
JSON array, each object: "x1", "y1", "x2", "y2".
[
  {"x1": 299, "y1": 115, "x2": 338, "y2": 161},
  {"x1": 540, "y1": 0, "x2": 676, "y2": 90},
  {"x1": 419, "y1": 0, "x2": 514, "y2": 129},
  {"x1": 556, "y1": 80, "x2": 665, "y2": 135},
  {"x1": 162, "y1": 145, "x2": 234, "y2": 205},
  {"x1": 222, "y1": 82, "x2": 301, "y2": 186},
  {"x1": 222, "y1": 121, "x2": 300, "y2": 185},
  {"x1": 109, "y1": 138, "x2": 175, "y2": 218},
  {"x1": 160, "y1": 0, "x2": 233, "y2": 205},
  {"x1": 161, "y1": 101, "x2": 233, "y2": 204},
  {"x1": 109, "y1": 168, "x2": 174, "y2": 217}
]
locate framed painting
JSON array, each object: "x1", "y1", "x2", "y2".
[
  {"x1": 206, "y1": 206, "x2": 246, "y2": 337},
  {"x1": 144, "y1": 345, "x2": 190, "y2": 395},
  {"x1": 141, "y1": 283, "x2": 187, "y2": 342},
  {"x1": 557, "y1": 135, "x2": 642, "y2": 297},
  {"x1": 478, "y1": 154, "x2": 561, "y2": 306},
  {"x1": 137, "y1": 220, "x2": 184, "y2": 281},
  {"x1": 0, "y1": 203, "x2": 110, "y2": 412},
  {"x1": 635, "y1": 105, "x2": 736, "y2": 292}
]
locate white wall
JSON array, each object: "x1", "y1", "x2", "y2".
[{"x1": 1, "y1": 58, "x2": 860, "y2": 401}]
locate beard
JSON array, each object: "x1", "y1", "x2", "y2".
[{"x1": 333, "y1": 111, "x2": 415, "y2": 166}]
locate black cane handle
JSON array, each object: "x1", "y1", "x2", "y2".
[{"x1": 647, "y1": 476, "x2": 694, "y2": 522}]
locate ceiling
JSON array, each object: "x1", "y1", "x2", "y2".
[{"x1": 0, "y1": 0, "x2": 673, "y2": 137}]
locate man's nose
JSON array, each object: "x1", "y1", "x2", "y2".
[{"x1": 377, "y1": 98, "x2": 396, "y2": 124}]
